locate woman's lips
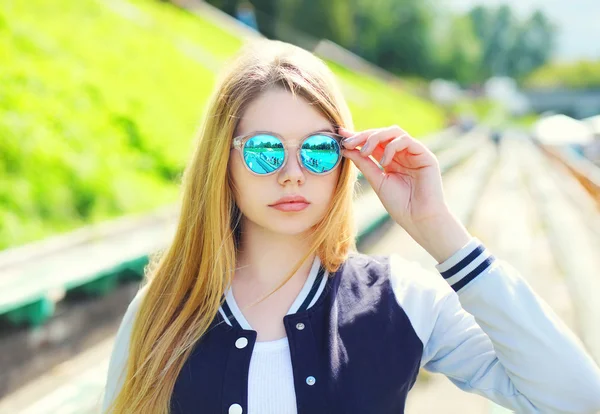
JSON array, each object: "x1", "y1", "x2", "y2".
[{"x1": 269, "y1": 202, "x2": 310, "y2": 212}]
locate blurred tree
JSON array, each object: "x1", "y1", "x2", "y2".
[
  {"x1": 468, "y1": 6, "x2": 489, "y2": 42},
  {"x1": 201, "y1": 0, "x2": 557, "y2": 85},
  {"x1": 249, "y1": 0, "x2": 277, "y2": 38},
  {"x1": 203, "y1": 0, "x2": 276, "y2": 37},
  {"x1": 484, "y1": 5, "x2": 518, "y2": 76},
  {"x1": 467, "y1": 5, "x2": 555, "y2": 80},
  {"x1": 278, "y1": 0, "x2": 354, "y2": 47},
  {"x1": 435, "y1": 15, "x2": 483, "y2": 84},
  {"x1": 351, "y1": 0, "x2": 435, "y2": 76},
  {"x1": 203, "y1": 0, "x2": 240, "y2": 16},
  {"x1": 507, "y1": 10, "x2": 556, "y2": 79}
]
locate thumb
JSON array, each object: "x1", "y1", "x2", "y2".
[{"x1": 343, "y1": 149, "x2": 384, "y2": 188}]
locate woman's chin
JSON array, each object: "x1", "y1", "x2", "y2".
[{"x1": 263, "y1": 218, "x2": 317, "y2": 237}]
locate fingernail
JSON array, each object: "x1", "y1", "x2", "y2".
[
  {"x1": 379, "y1": 155, "x2": 386, "y2": 165},
  {"x1": 360, "y1": 143, "x2": 369, "y2": 153},
  {"x1": 341, "y1": 137, "x2": 354, "y2": 147}
]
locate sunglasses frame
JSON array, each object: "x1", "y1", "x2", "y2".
[{"x1": 230, "y1": 130, "x2": 344, "y2": 176}]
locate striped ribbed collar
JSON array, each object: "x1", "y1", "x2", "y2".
[{"x1": 219, "y1": 255, "x2": 328, "y2": 330}]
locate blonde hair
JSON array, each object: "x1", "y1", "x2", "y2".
[{"x1": 106, "y1": 39, "x2": 358, "y2": 413}]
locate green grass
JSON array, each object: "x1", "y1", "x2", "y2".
[
  {"x1": 0, "y1": 0, "x2": 226, "y2": 248},
  {"x1": 121, "y1": 0, "x2": 243, "y2": 61},
  {"x1": 0, "y1": 0, "x2": 443, "y2": 250}
]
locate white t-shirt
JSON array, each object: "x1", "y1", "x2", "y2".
[{"x1": 217, "y1": 255, "x2": 328, "y2": 414}]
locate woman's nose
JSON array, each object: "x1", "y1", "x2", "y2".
[{"x1": 278, "y1": 151, "x2": 305, "y2": 184}]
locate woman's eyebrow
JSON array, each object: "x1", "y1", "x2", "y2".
[
  {"x1": 245, "y1": 127, "x2": 336, "y2": 138},
  {"x1": 310, "y1": 127, "x2": 336, "y2": 135}
]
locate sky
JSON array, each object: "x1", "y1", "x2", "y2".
[{"x1": 443, "y1": 0, "x2": 600, "y2": 61}]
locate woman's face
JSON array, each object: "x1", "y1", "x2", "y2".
[{"x1": 229, "y1": 88, "x2": 341, "y2": 236}]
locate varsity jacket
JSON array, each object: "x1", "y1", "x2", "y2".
[{"x1": 103, "y1": 238, "x2": 600, "y2": 413}]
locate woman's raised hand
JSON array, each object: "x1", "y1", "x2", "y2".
[{"x1": 339, "y1": 125, "x2": 449, "y2": 233}]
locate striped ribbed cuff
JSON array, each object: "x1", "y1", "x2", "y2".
[{"x1": 435, "y1": 237, "x2": 496, "y2": 292}]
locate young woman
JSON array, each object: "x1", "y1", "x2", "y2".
[{"x1": 102, "y1": 39, "x2": 600, "y2": 414}]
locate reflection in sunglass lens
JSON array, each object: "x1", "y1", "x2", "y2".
[
  {"x1": 243, "y1": 134, "x2": 285, "y2": 174},
  {"x1": 300, "y1": 134, "x2": 340, "y2": 174}
]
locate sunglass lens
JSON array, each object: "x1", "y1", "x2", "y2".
[
  {"x1": 243, "y1": 134, "x2": 285, "y2": 174},
  {"x1": 300, "y1": 134, "x2": 340, "y2": 174}
]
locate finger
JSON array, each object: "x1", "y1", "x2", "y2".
[
  {"x1": 338, "y1": 126, "x2": 355, "y2": 137},
  {"x1": 359, "y1": 125, "x2": 408, "y2": 157},
  {"x1": 342, "y1": 148, "x2": 384, "y2": 189},
  {"x1": 341, "y1": 128, "x2": 379, "y2": 150},
  {"x1": 380, "y1": 136, "x2": 434, "y2": 167},
  {"x1": 379, "y1": 135, "x2": 413, "y2": 166},
  {"x1": 358, "y1": 144, "x2": 386, "y2": 166}
]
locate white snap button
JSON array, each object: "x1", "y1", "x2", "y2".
[
  {"x1": 229, "y1": 403, "x2": 243, "y2": 414},
  {"x1": 306, "y1": 375, "x2": 316, "y2": 386},
  {"x1": 235, "y1": 337, "x2": 248, "y2": 349},
  {"x1": 296, "y1": 322, "x2": 305, "y2": 330}
]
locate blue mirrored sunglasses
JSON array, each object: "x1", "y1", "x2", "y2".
[{"x1": 231, "y1": 130, "x2": 343, "y2": 176}]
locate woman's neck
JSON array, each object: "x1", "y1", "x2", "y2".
[{"x1": 234, "y1": 219, "x2": 316, "y2": 288}]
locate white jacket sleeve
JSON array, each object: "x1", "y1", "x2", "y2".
[
  {"x1": 101, "y1": 285, "x2": 147, "y2": 413},
  {"x1": 390, "y1": 238, "x2": 600, "y2": 414}
]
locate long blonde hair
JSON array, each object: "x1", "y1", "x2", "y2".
[{"x1": 106, "y1": 39, "x2": 358, "y2": 413}]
